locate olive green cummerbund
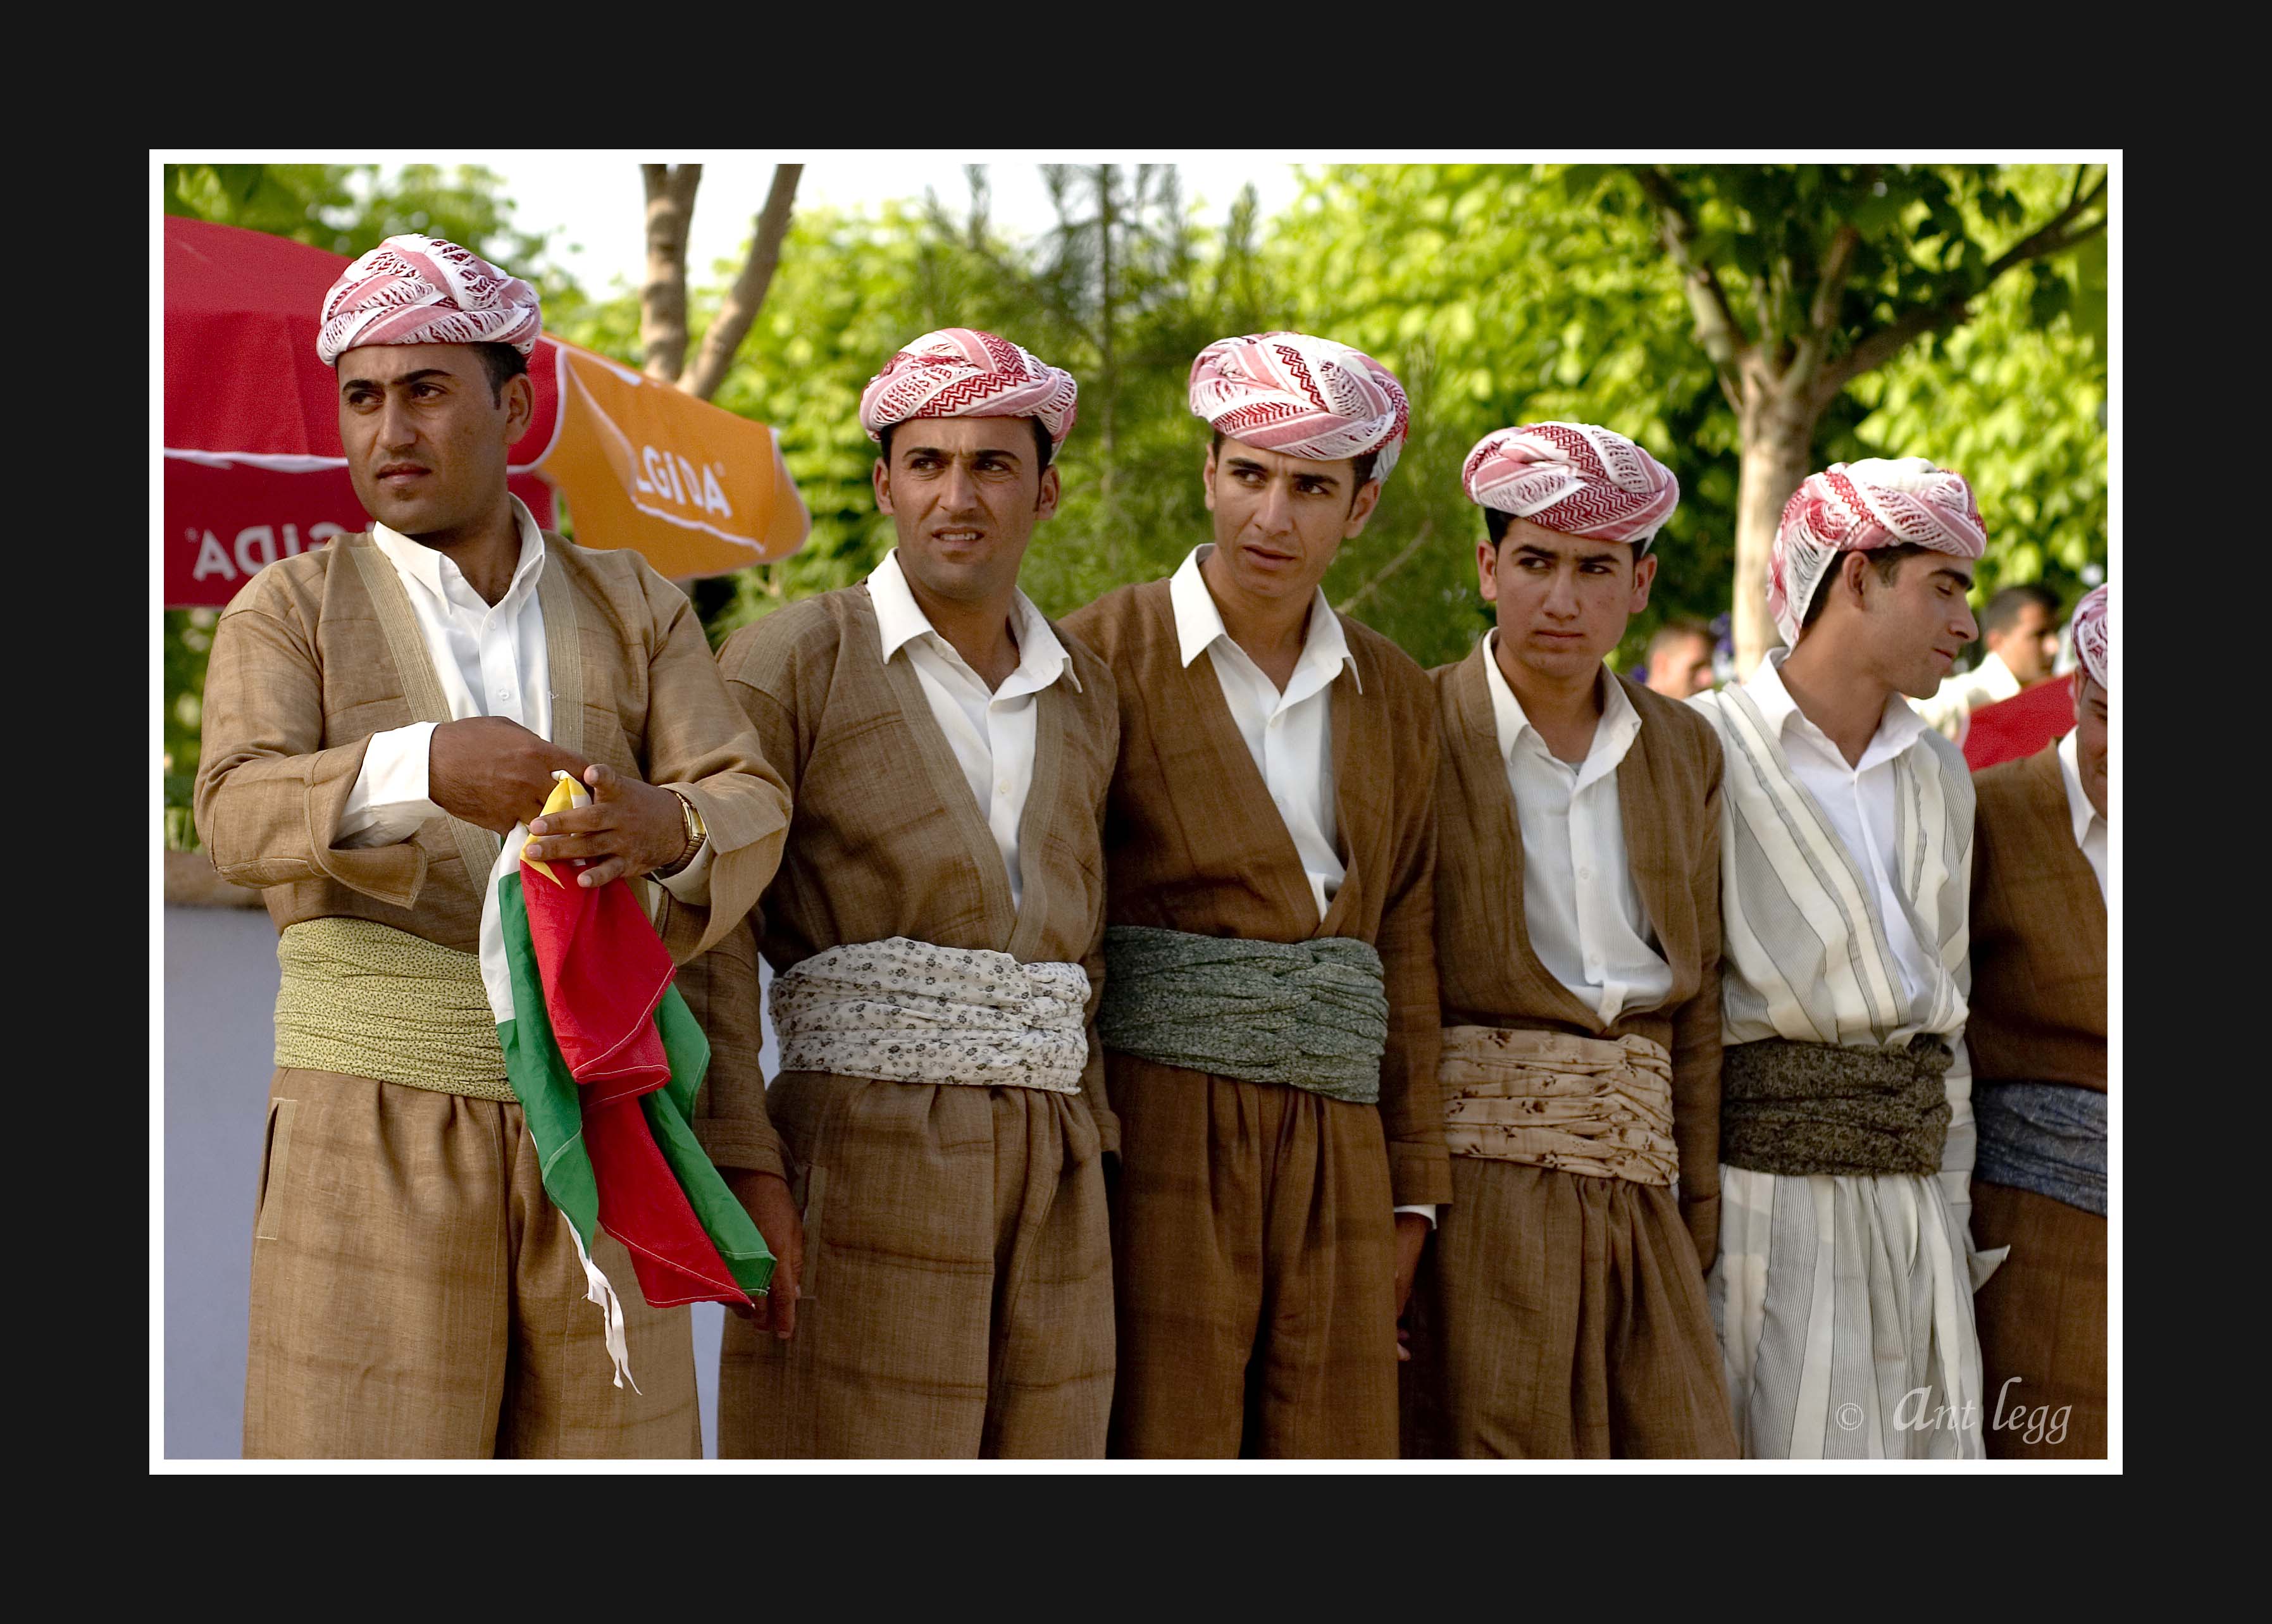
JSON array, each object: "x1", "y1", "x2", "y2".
[
  {"x1": 1096, "y1": 924, "x2": 1387, "y2": 1105},
  {"x1": 271, "y1": 917, "x2": 515, "y2": 1101},
  {"x1": 1719, "y1": 1034, "x2": 1952, "y2": 1177}
]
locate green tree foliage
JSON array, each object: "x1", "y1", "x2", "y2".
[
  {"x1": 1270, "y1": 163, "x2": 2107, "y2": 673},
  {"x1": 1614, "y1": 161, "x2": 2106, "y2": 666},
  {"x1": 162, "y1": 161, "x2": 2109, "y2": 849}
]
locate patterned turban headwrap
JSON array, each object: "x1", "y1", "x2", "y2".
[
  {"x1": 859, "y1": 328, "x2": 1079, "y2": 449},
  {"x1": 2070, "y1": 583, "x2": 2109, "y2": 690},
  {"x1": 1768, "y1": 457, "x2": 1988, "y2": 647},
  {"x1": 1462, "y1": 421, "x2": 1679, "y2": 554},
  {"x1": 315, "y1": 233, "x2": 542, "y2": 367},
  {"x1": 1188, "y1": 331, "x2": 1410, "y2": 485}
]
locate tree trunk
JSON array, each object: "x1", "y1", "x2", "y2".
[
  {"x1": 1095, "y1": 165, "x2": 1117, "y2": 497},
  {"x1": 640, "y1": 164, "x2": 701, "y2": 384},
  {"x1": 683, "y1": 165, "x2": 801, "y2": 402},
  {"x1": 1733, "y1": 395, "x2": 1820, "y2": 671}
]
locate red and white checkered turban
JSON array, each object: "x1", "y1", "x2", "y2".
[
  {"x1": 1189, "y1": 332, "x2": 1410, "y2": 484},
  {"x1": 2070, "y1": 583, "x2": 2108, "y2": 690},
  {"x1": 316, "y1": 234, "x2": 542, "y2": 367},
  {"x1": 1769, "y1": 457, "x2": 1987, "y2": 647},
  {"x1": 859, "y1": 328, "x2": 1079, "y2": 449},
  {"x1": 1462, "y1": 422, "x2": 1679, "y2": 554}
]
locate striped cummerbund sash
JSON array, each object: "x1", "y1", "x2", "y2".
[
  {"x1": 1972, "y1": 1081, "x2": 2107, "y2": 1217},
  {"x1": 1096, "y1": 924, "x2": 1387, "y2": 1105},
  {"x1": 1720, "y1": 1034, "x2": 1952, "y2": 1177},
  {"x1": 272, "y1": 917, "x2": 514, "y2": 1101},
  {"x1": 1438, "y1": 1025, "x2": 1678, "y2": 1185},
  {"x1": 769, "y1": 936, "x2": 1091, "y2": 1093}
]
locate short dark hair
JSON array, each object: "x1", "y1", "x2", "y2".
[
  {"x1": 1210, "y1": 428, "x2": 1377, "y2": 504},
  {"x1": 473, "y1": 341, "x2": 528, "y2": 402},
  {"x1": 879, "y1": 416, "x2": 1055, "y2": 473},
  {"x1": 1483, "y1": 507, "x2": 1513, "y2": 546},
  {"x1": 1982, "y1": 581, "x2": 2061, "y2": 638},
  {"x1": 1648, "y1": 618, "x2": 1715, "y2": 661},
  {"x1": 1800, "y1": 543, "x2": 1939, "y2": 631}
]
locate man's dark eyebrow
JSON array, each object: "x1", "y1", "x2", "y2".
[
  {"x1": 1222, "y1": 453, "x2": 1271, "y2": 474},
  {"x1": 1513, "y1": 542, "x2": 1613, "y2": 564},
  {"x1": 903, "y1": 442, "x2": 1020, "y2": 462},
  {"x1": 339, "y1": 367, "x2": 456, "y2": 392},
  {"x1": 1293, "y1": 468, "x2": 1343, "y2": 490},
  {"x1": 1935, "y1": 566, "x2": 1975, "y2": 588}
]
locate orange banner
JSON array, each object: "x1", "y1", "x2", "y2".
[{"x1": 537, "y1": 342, "x2": 805, "y2": 577}]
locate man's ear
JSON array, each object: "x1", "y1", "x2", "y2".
[
  {"x1": 872, "y1": 457, "x2": 895, "y2": 516},
  {"x1": 1841, "y1": 548, "x2": 1875, "y2": 610},
  {"x1": 1201, "y1": 443, "x2": 1219, "y2": 512},
  {"x1": 1343, "y1": 478, "x2": 1383, "y2": 539},
  {"x1": 1034, "y1": 463, "x2": 1061, "y2": 521},
  {"x1": 1629, "y1": 550, "x2": 1659, "y2": 614},
  {"x1": 502, "y1": 372, "x2": 535, "y2": 442}
]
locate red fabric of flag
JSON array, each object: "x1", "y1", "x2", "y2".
[
  {"x1": 1963, "y1": 675, "x2": 2077, "y2": 772},
  {"x1": 519, "y1": 858, "x2": 749, "y2": 1308}
]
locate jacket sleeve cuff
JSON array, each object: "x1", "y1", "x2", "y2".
[
  {"x1": 1387, "y1": 1143, "x2": 1454, "y2": 1208},
  {"x1": 694, "y1": 1117, "x2": 788, "y2": 1182}
]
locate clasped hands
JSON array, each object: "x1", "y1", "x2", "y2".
[{"x1": 428, "y1": 716, "x2": 687, "y2": 889}]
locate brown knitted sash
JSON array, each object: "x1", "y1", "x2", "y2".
[
  {"x1": 1438, "y1": 1026, "x2": 1678, "y2": 1186},
  {"x1": 1720, "y1": 1034, "x2": 1951, "y2": 1177}
]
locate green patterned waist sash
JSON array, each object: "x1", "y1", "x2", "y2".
[
  {"x1": 1720, "y1": 1034, "x2": 1951, "y2": 1177},
  {"x1": 1097, "y1": 924, "x2": 1387, "y2": 1105},
  {"x1": 272, "y1": 917, "x2": 514, "y2": 1101}
]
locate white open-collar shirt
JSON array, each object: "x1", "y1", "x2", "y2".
[
  {"x1": 2057, "y1": 728, "x2": 2108, "y2": 899},
  {"x1": 1743, "y1": 648, "x2": 1940, "y2": 1003},
  {"x1": 867, "y1": 547, "x2": 1077, "y2": 911},
  {"x1": 337, "y1": 496, "x2": 713, "y2": 901},
  {"x1": 1170, "y1": 545, "x2": 1433, "y2": 1224},
  {"x1": 1481, "y1": 633, "x2": 1672, "y2": 1027},
  {"x1": 1170, "y1": 544, "x2": 1355, "y2": 922}
]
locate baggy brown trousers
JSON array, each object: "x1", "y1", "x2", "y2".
[{"x1": 242, "y1": 1069, "x2": 699, "y2": 1460}]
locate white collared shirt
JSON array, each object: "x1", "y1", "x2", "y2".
[
  {"x1": 1744, "y1": 649, "x2": 1941, "y2": 1003},
  {"x1": 1169, "y1": 544, "x2": 1356, "y2": 922},
  {"x1": 1482, "y1": 633, "x2": 1672, "y2": 1026},
  {"x1": 338, "y1": 496, "x2": 712, "y2": 901},
  {"x1": 1914, "y1": 647, "x2": 2020, "y2": 741},
  {"x1": 2057, "y1": 728, "x2": 2108, "y2": 899},
  {"x1": 867, "y1": 548, "x2": 1077, "y2": 911}
]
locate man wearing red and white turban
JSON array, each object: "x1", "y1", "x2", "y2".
[
  {"x1": 1965, "y1": 580, "x2": 2109, "y2": 1456},
  {"x1": 1065, "y1": 331, "x2": 1445, "y2": 1458},
  {"x1": 314, "y1": 233, "x2": 545, "y2": 364},
  {"x1": 1397, "y1": 421, "x2": 1738, "y2": 1457},
  {"x1": 1688, "y1": 456, "x2": 2000, "y2": 1458},
  {"x1": 198, "y1": 233, "x2": 794, "y2": 1456},
  {"x1": 687, "y1": 326, "x2": 1127, "y2": 1458}
]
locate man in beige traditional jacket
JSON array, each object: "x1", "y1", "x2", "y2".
[
  {"x1": 683, "y1": 328, "x2": 1121, "y2": 1458},
  {"x1": 194, "y1": 235, "x2": 793, "y2": 1458},
  {"x1": 1402, "y1": 423, "x2": 1737, "y2": 1458},
  {"x1": 1065, "y1": 332, "x2": 1446, "y2": 1458},
  {"x1": 1966, "y1": 583, "x2": 2109, "y2": 1458}
]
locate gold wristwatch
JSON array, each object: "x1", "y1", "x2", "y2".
[{"x1": 659, "y1": 789, "x2": 707, "y2": 877}]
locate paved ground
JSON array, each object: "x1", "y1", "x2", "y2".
[{"x1": 162, "y1": 903, "x2": 774, "y2": 1460}]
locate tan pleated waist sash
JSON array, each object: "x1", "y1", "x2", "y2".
[
  {"x1": 273, "y1": 917, "x2": 516, "y2": 1101},
  {"x1": 1438, "y1": 1025, "x2": 1678, "y2": 1186}
]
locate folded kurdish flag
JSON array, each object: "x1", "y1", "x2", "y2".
[{"x1": 477, "y1": 771, "x2": 774, "y2": 1389}]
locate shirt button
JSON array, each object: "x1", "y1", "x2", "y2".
[{"x1": 1577, "y1": 865, "x2": 1591, "y2": 880}]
